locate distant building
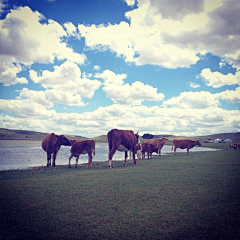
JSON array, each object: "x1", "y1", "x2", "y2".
[{"x1": 224, "y1": 139, "x2": 232, "y2": 143}]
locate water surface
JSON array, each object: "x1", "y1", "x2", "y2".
[{"x1": 0, "y1": 140, "x2": 219, "y2": 171}]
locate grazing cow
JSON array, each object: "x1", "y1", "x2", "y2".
[
  {"x1": 117, "y1": 143, "x2": 142, "y2": 164},
  {"x1": 42, "y1": 133, "x2": 71, "y2": 167},
  {"x1": 69, "y1": 140, "x2": 95, "y2": 168},
  {"x1": 141, "y1": 143, "x2": 159, "y2": 159},
  {"x1": 107, "y1": 129, "x2": 140, "y2": 168},
  {"x1": 144, "y1": 138, "x2": 168, "y2": 155},
  {"x1": 172, "y1": 139, "x2": 201, "y2": 155}
]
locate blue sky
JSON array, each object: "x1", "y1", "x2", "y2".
[{"x1": 0, "y1": 0, "x2": 239, "y2": 137}]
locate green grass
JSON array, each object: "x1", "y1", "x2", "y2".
[{"x1": 1, "y1": 150, "x2": 240, "y2": 239}]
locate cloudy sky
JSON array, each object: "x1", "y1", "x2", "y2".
[{"x1": 0, "y1": 0, "x2": 239, "y2": 137}]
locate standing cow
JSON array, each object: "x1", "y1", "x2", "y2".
[
  {"x1": 107, "y1": 129, "x2": 140, "y2": 168},
  {"x1": 141, "y1": 143, "x2": 159, "y2": 159},
  {"x1": 42, "y1": 133, "x2": 71, "y2": 167},
  {"x1": 69, "y1": 140, "x2": 95, "y2": 168},
  {"x1": 172, "y1": 139, "x2": 201, "y2": 155},
  {"x1": 144, "y1": 138, "x2": 168, "y2": 156}
]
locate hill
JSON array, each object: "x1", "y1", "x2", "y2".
[
  {"x1": 0, "y1": 128, "x2": 239, "y2": 142},
  {"x1": 0, "y1": 128, "x2": 87, "y2": 142}
]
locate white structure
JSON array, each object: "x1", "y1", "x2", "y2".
[{"x1": 225, "y1": 139, "x2": 232, "y2": 143}]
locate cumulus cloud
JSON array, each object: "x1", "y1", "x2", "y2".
[
  {"x1": 0, "y1": 99, "x2": 56, "y2": 118},
  {"x1": 163, "y1": 91, "x2": 219, "y2": 109},
  {"x1": 0, "y1": 6, "x2": 86, "y2": 86},
  {"x1": 95, "y1": 69, "x2": 164, "y2": 105},
  {"x1": 187, "y1": 81, "x2": 200, "y2": 88},
  {"x1": 198, "y1": 68, "x2": 240, "y2": 88},
  {"x1": 29, "y1": 61, "x2": 101, "y2": 105},
  {"x1": 215, "y1": 87, "x2": 240, "y2": 103},
  {"x1": 78, "y1": 0, "x2": 240, "y2": 68}
]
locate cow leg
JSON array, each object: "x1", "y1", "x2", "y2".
[
  {"x1": 69, "y1": 154, "x2": 73, "y2": 168},
  {"x1": 132, "y1": 147, "x2": 136, "y2": 165},
  {"x1": 174, "y1": 147, "x2": 177, "y2": 155},
  {"x1": 123, "y1": 151, "x2": 128, "y2": 166},
  {"x1": 76, "y1": 155, "x2": 79, "y2": 168},
  {"x1": 88, "y1": 153, "x2": 93, "y2": 168},
  {"x1": 108, "y1": 147, "x2": 117, "y2": 168},
  {"x1": 129, "y1": 151, "x2": 132, "y2": 164},
  {"x1": 52, "y1": 150, "x2": 58, "y2": 167},
  {"x1": 47, "y1": 152, "x2": 51, "y2": 166},
  {"x1": 187, "y1": 148, "x2": 189, "y2": 155}
]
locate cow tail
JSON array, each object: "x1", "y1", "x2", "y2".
[
  {"x1": 107, "y1": 131, "x2": 112, "y2": 151},
  {"x1": 171, "y1": 145, "x2": 173, "y2": 151}
]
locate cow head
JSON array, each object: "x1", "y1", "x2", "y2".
[
  {"x1": 71, "y1": 140, "x2": 77, "y2": 145},
  {"x1": 196, "y1": 140, "x2": 201, "y2": 146},
  {"x1": 54, "y1": 135, "x2": 71, "y2": 148},
  {"x1": 135, "y1": 132, "x2": 140, "y2": 144}
]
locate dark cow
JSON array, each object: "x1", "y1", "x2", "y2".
[
  {"x1": 69, "y1": 140, "x2": 95, "y2": 168},
  {"x1": 141, "y1": 143, "x2": 159, "y2": 159},
  {"x1": 144, "y1": 138, "x2": 168, "y2": 155},
  {"x1": 230, "y1": 144, "x2": 238, "y2": 150},
  {"x1": 107, "y1": 129, "x2": 140, "y2": 168},
  {"x1": 42, "y1": 133, "x2": 71, "y2": 167},
  {"x1": 172, "y1": 139, "x2": 201, "y2": 155}
]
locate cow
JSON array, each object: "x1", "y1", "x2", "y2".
[
  {"x1": 117, "y1": 143, "x2": 142, "y2": 163},
  {"x1": 107, "y1": 129, "x2": 140, "y2": 168},
  {"x1": 42, "y1": 133, "x2": 71, "y2": 167},
  {"x1": 144, "y1": 138, "x2": 168, "y2": 156},
  {"x1": 141, "y1": 143, "x2": 159, "y2": 159},
  {"x1": 172, "y1": 139, "x2": 201, "y2": 155},
  {"x1": 230, "y1": 144, "x2": 238, "y2": 150},
  {"x1": 69, "y1": 140, "x2": 95, "y2": 168}
]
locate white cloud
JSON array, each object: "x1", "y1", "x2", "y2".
[
  {"x1": 198, "y1": 68, "x2": 240, "y2": 88},
  {"x1": 29, "y1": 61, "x2": 101, "y2": 105},
  {"x1": 125, "y1": 0, "x2": 136, "y2": 6},
  {"x1": 163, "y1": 91, "x2": 219, "y2": 108},
  {"x1": 187, "y1": 81, "x2": 200, "y2": 88},
  {"x1": 0, "y1": 6, "x2": 86, "y2": 86},
  {"x1": 1, "y1": 103, "x2": 239, "y2": 137},
  {"x1": 215, "y1": 87, "x2": 240, "y2": 103},
  {"x1": 95, "y1": 69, "x2": 165, "y2": 105},
  {"x1": 0, "y1": 99, "x2": 56, "y2": 118},
  {"x1": 78, "y1": 0, "x2": 240, "y2": 68}
]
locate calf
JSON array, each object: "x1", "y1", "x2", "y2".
[
  {"x1": 69, "y1": 140, "x2": 95, "y2": 168},
  {"x1": 141, "y1": 142, "x2": 159, "y2": 159}
]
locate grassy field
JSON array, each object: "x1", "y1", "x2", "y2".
[{"x1": 0, "y1": 149, "x2": 240, "y2": 240}]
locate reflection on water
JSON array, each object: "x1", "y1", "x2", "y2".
[{"x1": 0, "y1": 140, "x2": 220, "y2": 171}]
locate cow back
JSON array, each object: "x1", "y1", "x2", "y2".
[{"x1": 42, "y1": 133, "x2": 58, "y2": 153}]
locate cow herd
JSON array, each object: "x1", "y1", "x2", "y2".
[{"x1": 42, "y1": 128, "x2": 202, "y2": 168}]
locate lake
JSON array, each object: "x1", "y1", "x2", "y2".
[{"x1": 0, "y1": 140, "x2": 220, "y2": 171}]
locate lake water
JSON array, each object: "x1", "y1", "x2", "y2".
[{"x1": 0, "y1": 140, "x2": 220, "y2": 171}]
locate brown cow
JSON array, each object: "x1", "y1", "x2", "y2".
[
  {"x1": 144, "y1": 138, "x2": 168, "y2": 155},
  {"x1": 230, "y1": 144, "x2": 238, "y2": 150},
  {"x1": 107, "y1": 128, "x2": 139, "y2": 168},
  {"x1": 141, "y1": 143, "x2": 159, "y2": 159},
  {"x1": 172, "y1": 139, "x2": 201, "y2": 155},
  {"x1": 69, "y1": 140, "x2": 95, "y2": 168},
  {"x1": 42, "y1": 133, "x2": 71, "y2": 167}
]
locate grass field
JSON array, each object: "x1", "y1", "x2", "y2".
[{"x1": 0, "y1": 149, "x2": 240, "y2": 240}]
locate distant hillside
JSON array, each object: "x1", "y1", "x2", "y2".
[
  {"x1": 0, "y1": 128, "x2": 87, "y2": 142},
  {"x1": 0, "y1": 128, "x2": 239, "y2": 142}
]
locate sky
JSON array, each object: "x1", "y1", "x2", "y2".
[{"x1": 0, "y1": 0, "x2": 239, "y2": 138}]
